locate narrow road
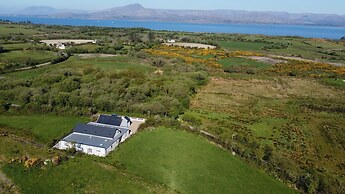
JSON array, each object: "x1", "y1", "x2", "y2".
[
  {"x1": 243, "y1": 54, "x2": 345, "y2": 67},
  {"x1": 268, "y1": 54, "x2": 345, "y2": 67}
]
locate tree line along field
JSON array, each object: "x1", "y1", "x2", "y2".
[{"x1": 0, "y1": 21, "x2": 344, "y2": 193}]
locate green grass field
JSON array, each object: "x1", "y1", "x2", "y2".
[
  {"x1": 1, "y1": 127, "x2": 294, "y2": 194},
  {"x1": 110, "y1": 127, "x2": 294, "y2": 194},
  {"x1": 0, "y1": 115, "x2": 88, "y2": 144},
  {"x1": 0, "y1": 25, "x2": 42, "y2": 36},
  {"x1": 0, "y1": 50, "x2": 56, "y2": 65},
  {"x1": 219, "y1": 57, "x2": 272, "y2": 69},
  {"x1": 1, "y1": 22, "x2": 344, "y2": 194},
  {"x1": 2, "y1": 43, "x2": 47, "y2": 51},
  {"x1": 2, "y1": 157, "x2": 170, "y2": 194},
  {"x1": 218, "y1": 38, "x2": 345, "y2": 64},
  {"x1": 218, "y1": 41, "x2": 271, "y2": 51},
  {"x1": 4, "y1": 55, "x2": 155, "y2": 79},
  {"x1": 187, "y1": 76, "x2": 345, "y2": 190},
  {"x1": 78, "y1": 56, "x2": 155, "y2": 72},
  {"x1": 320, "y1": 78, "x2": 345, "y2": 89}
]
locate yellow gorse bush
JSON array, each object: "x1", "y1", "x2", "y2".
[
  {"x1": 271, "y1": 60, "x2": 345, "y2": 77},
  {"x1": 145, "y1": 45, "x2": 262, "y2": 68}
]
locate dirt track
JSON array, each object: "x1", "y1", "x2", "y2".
[
  {"x1": 0, "y1": 170, "x2": 19, "y2": 194},
  {"x1": 245, "y1": 54, "x2": 345, "y2": 67},
  {"x1": 76, "y1": 53, "x2": 117, "y2": 59},
  {"x1": 40, "y1": 39, "x2": 95, "y2": 45},
  {"x1": 163, "y1": 42, "x2": 216, "y2": 49}
]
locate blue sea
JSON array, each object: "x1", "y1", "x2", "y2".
[{"x1": 1, "y1": 16, "x2": 345, "y2": 39}]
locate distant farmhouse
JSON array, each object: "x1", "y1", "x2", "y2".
[
  {"x1": 40, "y1": 39, "x2": 97, "y2": 50},
  {"x1": 54, "y1": 114, "x2": 145, "y2": 157},
  {"x1": 56, "y1": 43, "x2": 66, "y2": 50},
  {"x1": 166, "y1": 39, "x2": 176, "y2": 43}
]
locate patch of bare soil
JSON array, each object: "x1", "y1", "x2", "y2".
[
  {"x1": 245, "y1": 56, "x2": 286, "y2": 64},
  {"x1": 76, "y1": 53, "x2": 118, "y2": 59},
  {"x1": 163, "y1": 42, "x2": 216, "y2": 49}
]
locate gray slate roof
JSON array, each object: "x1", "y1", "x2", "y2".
[
  {"x1": 63, "y1": 133, "x2": 117, "y2": 149},
  {"x1": 87, "y1": 122, "x2": 129, "y2": 136},
  {"x1": 64, "y1": 123, "x2": 130, "y2": 149},
  {"x1": 73, "y1": 123, "x2": 118, "y2": 138},
  {"x1": 97, "y1": 115, "x2": 122, "y2": 126}
]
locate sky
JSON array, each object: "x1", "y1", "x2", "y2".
[{"x1": 0, "y1": 0, "x2": 345, "y2": 15}]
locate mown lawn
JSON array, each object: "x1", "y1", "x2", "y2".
[
  {"x1": 0, "y1": 115, "x2": 88, "y2": 144},
  {"x1": 111, "y1": 127, "x2": 295, "y2": 194}
]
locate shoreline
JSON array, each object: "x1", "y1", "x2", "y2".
[{"x1": 1, "y1": 16, "x2": 344, "y2": 39}]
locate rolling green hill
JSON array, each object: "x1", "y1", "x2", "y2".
[{"x1": 1, "y1": 126, "x2": 294, "y2": 194}]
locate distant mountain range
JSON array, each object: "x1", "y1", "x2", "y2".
[{"x1": 4, "y1": 4, "x2": 345, "y2": 26}]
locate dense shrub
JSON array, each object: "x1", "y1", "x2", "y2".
[
  {"x1": 51, "y1": 54, "x2": 70, "y2": 64},
  {"x1": 0, "y1": 62, "x2": 208, "y2": 117}
]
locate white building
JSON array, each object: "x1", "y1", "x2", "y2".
[
  {"x1": 54, "y1": 114, "x2": 134, "y2": 157},
  {"x1": 56, "y1": 43, "x2": 66, "y2": 50},
  {"x1": 167, "y1": 39, "x2": 176, "y2": 43}
]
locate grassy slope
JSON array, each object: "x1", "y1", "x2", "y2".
[
  {"x1": 2, "y1": 43, "x2": 46, "y2": 51},
  {"x1": 219, "y1": 41, "x2": 270, "y2": 51},
  {"x1": 219, "y1": 37, "x2": 345, "y2": 63},
  {"x1": 111, "y1": 127, "x2": 294, "y2": 194},
  {"x1": 0, "y1": 120, "x2": 294, "y2": 194},
  {"x1": 219, "y1": 57, "x2": 272, "y2": 69},
  {"x1": 5, "y1": 56, "x2": 155, "y2": 79},
  {"x1": 2, "y1": 157, "x2": 171, "y2": 194},
  {"x1": 0, "y1": 115, "x2": 172, "y2": 194},
  {"x1": 0, "y1": 115, "x2": 88, "y2": 144},
  {"x1": 0, "y1": 50, "x2": 56, "y2": 64},
  {"x1": 188, "y1": 77, "x2": 345, "y2": 176}
]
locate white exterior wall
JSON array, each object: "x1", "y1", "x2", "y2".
[
  {"x1": 121, "y1": 130, "x2": 130, "y2": 142},
  {"x1": 120, "y1": 117, "x2": 130, "y2": 128},
  {"x1": 106, "y1": 139, "x2": 120, "y2": 155},
  {"x1": 54, "y1": 140, "x2": 107, "y2": 157},
  {"x1": 57, "y1": 44, "x2": 66, "y2": 49}
]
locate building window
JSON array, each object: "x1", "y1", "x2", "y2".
[{"x1": 88, "y1": 148, "x2": 92, "y2": 153}]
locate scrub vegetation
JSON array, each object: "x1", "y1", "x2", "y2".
[{"x1": 0, "y1": 20, "x2": 344, "y2": 194}]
